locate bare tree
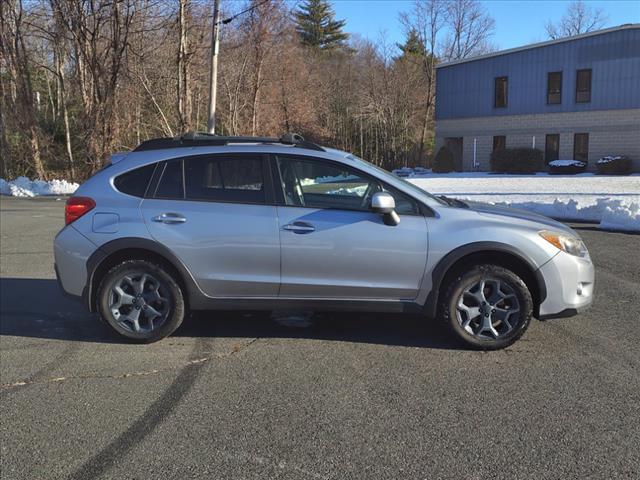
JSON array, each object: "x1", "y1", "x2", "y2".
[
  {"x1": 50, "y1": 0, "x2": 138, "y2": 171},
  {"x1": 0, "y1": 0, "x2": 46, "y2": 179},
  {"x1": 546, "y1": 0, "x2": 608, "y2": 39},
  {"x1": 2, "y1": 0, "x2": 442, "y2": 179},
  {"x1": 442, "y1": 0, "x2": 495, "y2": 61},
  {"x1": 401, "y1": 0, "x2": 445, "y2": 165}
]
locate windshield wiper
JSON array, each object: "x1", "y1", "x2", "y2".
[{"x1": 438, "y1": 195, "x2": 468, "y2": 208}]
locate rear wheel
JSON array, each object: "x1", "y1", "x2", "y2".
[
  {"x1": 441, "y1": 265, "x2": 533, "y2": 350},
  {"x1": 98, "y1": 260, "x2": 185, "y2": 343}
]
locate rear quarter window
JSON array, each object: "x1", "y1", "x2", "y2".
[{"x1": 113, "y1": 164, "x2": 156, "y2": 198}]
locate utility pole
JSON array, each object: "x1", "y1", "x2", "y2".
[{"x1": 207, "y1": 0, "x2": 221, "y2": 134}]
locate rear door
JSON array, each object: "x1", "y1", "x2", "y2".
[
  {"x1": 274, "y1": 155, "x2": 428, "y2": 300},
  {"x1": 140, "y1": 154, "x2": 280, "y2": 297}
]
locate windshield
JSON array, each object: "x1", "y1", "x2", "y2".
[{"x1": 347, "y1": 154, "x2": 448, "y2": 206}]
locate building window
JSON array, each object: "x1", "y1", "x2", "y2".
[
  {"x1": 493, "y1": 135, "x2": 506, "y2": 152},
  {"x1": 494, "y1": 77, "x2": 508, "y2": 108},
  {"x1": 545, "y1": 134, "x2": 560, "y2": 164},
  {"x1": 574, "y1": 133, "x2": 589, "y2": 162},
  {"x1": 576, "y1": 69, "x2": 591, "y2": 103},
  {"x1": 547, "y1": 71, "x2": 562, "y2": 104}
]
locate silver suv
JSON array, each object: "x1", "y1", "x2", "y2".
[{"x1": 54, "y1": 133, "x2": 594, "y2": 349}]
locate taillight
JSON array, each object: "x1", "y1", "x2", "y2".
[{"x1": 65, "y1": 196, "x2": 96, "y2": 225}]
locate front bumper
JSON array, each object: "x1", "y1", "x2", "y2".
[{"x1": 537, "y1": 251, "x2": 594, "y2": 319}]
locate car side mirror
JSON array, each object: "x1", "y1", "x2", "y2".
[{"x1": 371, "y1": 192, "x2": 400, "y2": 226}]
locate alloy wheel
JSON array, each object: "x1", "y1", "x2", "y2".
[
  {"x1": 108, "y1": 272, "x2": 171, "y2": 334},
  {"x1": 455, "y1": 277, "x2": 521, "y2": 340}
]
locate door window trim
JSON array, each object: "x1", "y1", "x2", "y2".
[
  {"x1": 270, "y1": 154, "x2": 427, "y2": 217},
  {"x1": 147, "y1": 153, "x2": 275, "y2": 206}
]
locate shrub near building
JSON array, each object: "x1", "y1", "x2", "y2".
[
  {"x1": 490, "y1": 148, "x2": 545, "y2": 174},
  {"x1": 597, "y1": 156, "x2": 633, "y2": 175},
  {"x1": 433, "y1": 146, "x2": 456, "y2": 173}
]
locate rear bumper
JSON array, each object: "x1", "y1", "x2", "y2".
[
  {"x1": 53, "y1": 226, "x2": 97, "y2": 303},
  {"x1": 54, "y1": 262, "x2": 83, "y2": 302},
  {"x1": 537, "y1": 251, "x2": 594, "y2": 319}
]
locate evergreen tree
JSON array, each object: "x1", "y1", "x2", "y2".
[
  {"x1": 294, "y1": 0, "x2": 349, "y2": 50},
  {"x1": 397, "y1": 29, "x2": 426, "y2": 59}
]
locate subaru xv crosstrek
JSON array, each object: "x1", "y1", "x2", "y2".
[{"x1": 54, "y1": 133, "x2": 594, "y2": 349}]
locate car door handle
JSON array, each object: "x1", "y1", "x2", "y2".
[
  {"x1": 152, "y1": 213, "x2": 187, "y2": 224},
  {"x1": 282, "y1": 221, "x2": 315, "y2": 234}
]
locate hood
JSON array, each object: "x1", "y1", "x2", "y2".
[{"x1": 465, "y1": 200, "x2": 575, "y2": 233}]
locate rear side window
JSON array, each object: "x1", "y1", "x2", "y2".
[
  {"x1": 113, "y1": 164, "x2": 156, "y2": 198},
  {"x1": 184, "y1": 155, "x2": 264, "y2": 203},
  {"x1": 155, "y1": 160, "x2": 184, "y2": 199}
]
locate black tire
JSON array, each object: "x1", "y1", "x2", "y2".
[
  {"x1": 97, "y1": 259, "x2": 185, "y2": 343},
  {"x1": 440, "y1": 264, "x2": 533, "y2": 350}
]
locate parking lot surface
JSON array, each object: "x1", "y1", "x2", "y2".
[{"x1": 1, "y1": 196, "x2": 639, "y2": 479}]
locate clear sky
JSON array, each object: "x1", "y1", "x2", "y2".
[{"x1": 329, "y1": 0, "x2": 640, "y2": 51}]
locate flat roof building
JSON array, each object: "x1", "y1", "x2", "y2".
[{"x1": 434, "y1": 24, "x2": 640, "y2": 172}]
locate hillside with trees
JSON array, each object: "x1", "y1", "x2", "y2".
[{"x1": 0, "y1": 0, "x2": 497, "y2": 180}]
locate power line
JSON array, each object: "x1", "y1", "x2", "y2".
[{"x1": 207, "y1": 0, "x2": 272, "y2": 133}]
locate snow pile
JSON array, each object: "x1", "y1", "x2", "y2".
[
  {"x1": 409, "y1": 173, "x2": 640, "y2": 232},
  {"x1": 0, "y1": 177, "x2": 78, "y2": 197},
  {"x1": 549, "y1": 160, "x2": 586, "y2": 167},
  {"x1": 599, "y1": 199, "x2": 640, "y2": 232}
]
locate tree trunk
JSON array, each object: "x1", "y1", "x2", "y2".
[{"x1": 56, "y1": 50, "x2": 75, "y2": 180}]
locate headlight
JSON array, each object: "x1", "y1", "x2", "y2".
[{"x1": 539, "y1": 230, "x2": 588, "y2": 257}]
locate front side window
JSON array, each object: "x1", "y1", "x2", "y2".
[
  {"x1": 276, "y1": 156, "x2": 418, "y2": 215},
  {"x1": 545, "y1": 134, "x2": 560, "y2": 164},
  {"x1": 547, "y1": 71, "x2": 562, "y2": 104},
  {"x1": 494, "y1": 76, "x2": 508, "y2": 108},
  {"x1": 574, "y1": 133, "x2": 589, "y2": 162},
  {"x1": 576, "y1": 69, "x2": 591, "y2": 103},
  {"x1": 185, "y1": 155, "x2": 264, "y2": 203}
]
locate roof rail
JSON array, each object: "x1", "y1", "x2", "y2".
[{"x1": 133, "y1": 132, "x2": 325, "y2": 152}]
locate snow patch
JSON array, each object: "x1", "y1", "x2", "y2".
[
  {"x1": 548, "y1": 159, "x2": 586, "y2": 167},
  {"x1": 327, "y1": 185, "x2": 368, "y2": 196},
  {"x1": 392, "y1": 167, "x2": 432, "y2": 178},
  {"x1": 300, "y1": 174, "x2": 359, "y2": 186},
  {"x1": 0, "y1": 177, "x2": 78, "y2": 197},
  {"x1": 408, "y1": 173, "x2": 640, "y2": 232},
  {"x1": 597, "y1": 155, "x2": 627, "y2": 164}
]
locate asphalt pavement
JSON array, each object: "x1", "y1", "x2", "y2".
[{"x1": 1, "y1": 196, "x2": 639, "y2": 480}]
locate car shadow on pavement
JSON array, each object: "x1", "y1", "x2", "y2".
[
  {"x1": 0, "y1": 278, "x2": 463, "y2": 350},
  {"x1": 0, "y1": 277, "x2": 120, "y2": 343}
]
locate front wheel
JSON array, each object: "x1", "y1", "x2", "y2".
[
  {"x1": 441, "y1": 265, "x2": 533, "y2": 350},
  {"x1": 97, "y1": 260, "x2": 185, "y2": 343}
]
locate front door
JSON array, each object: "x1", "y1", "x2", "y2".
[
  {"x1": 274, "y1": 155, "x2": 428, "y2": 300},
  {"x1": 141, "y1": 154, "x2": 280, "y2": 297}
]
